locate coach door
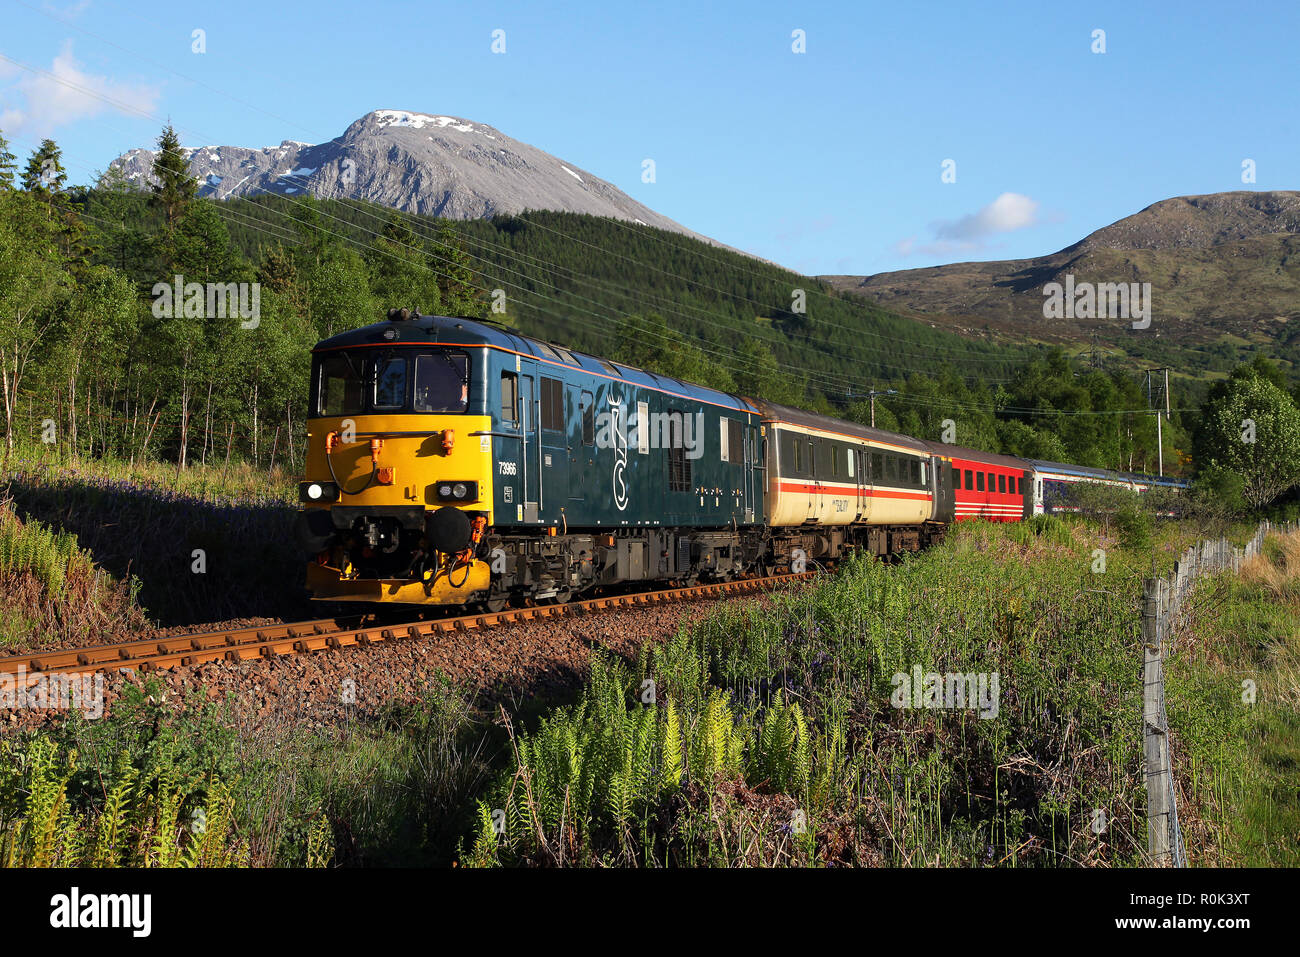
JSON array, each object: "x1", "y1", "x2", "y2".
[
  {"x1": 933, "y1": 458, "x2": 956, "y2": 523},
  {"x1": 852, "y1": 448, "x2": 867, "y2": 522}
]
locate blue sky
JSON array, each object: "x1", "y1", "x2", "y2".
[{"x1": 2, "y1": 0, "x2": 1296, "y2": 276}]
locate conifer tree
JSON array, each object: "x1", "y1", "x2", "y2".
[
  {"x1": 150, "y1": 124, "x2": 197, "y2": 228},
  {"x1": 21, "y1": 139, "x2": 66, "y2": 197},
  {"x1": 0, "y1": 130, "x2": 17, "y2": 190}
]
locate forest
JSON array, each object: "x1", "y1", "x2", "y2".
[{"x1": 2, "y1": 126, "x2": 1299, "y2": 508}]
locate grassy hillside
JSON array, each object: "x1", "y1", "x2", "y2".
[
  {"x1": 213, "y1": 196, "x2": 1035, "y2": 397},
  {"x1": 824, "y1": 192, "x2": 1300, "y2": 381}
]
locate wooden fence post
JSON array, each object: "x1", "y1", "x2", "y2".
[{"x1": 1143, "y1": 577, "x2": 1172, "y2": 865}]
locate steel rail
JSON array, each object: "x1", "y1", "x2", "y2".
[{"x1": 0, "y1": 573, "x2": 816, "y2": 690}]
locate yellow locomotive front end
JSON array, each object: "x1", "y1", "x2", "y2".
[{"x1": 295, "y1": 314, "x2": 496, "y2": 606}]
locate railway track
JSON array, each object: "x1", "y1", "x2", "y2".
[{"x1": 0, "y1": 572, "x2": 815, "y2": 690}]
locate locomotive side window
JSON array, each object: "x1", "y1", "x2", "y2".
[
  {"x1": 540, "y1": 377, "x2": 563, "y2": 431},
  {"x1": 414, "y1": 353, "x2": 468, "y2": 413},
  {"x1": 372, "y1": 356, "x2": 407, "y2": 410},
  {"x1": 501, "y1": 372, "x2": 519, "y2": 422},
  {"x1": 581, "y1": 391, "x2": 595, "y2": 445}
]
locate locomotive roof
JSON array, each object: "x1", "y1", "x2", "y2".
[{"x1": 312, "y1": 313, "x2": 757, "y2": 414}]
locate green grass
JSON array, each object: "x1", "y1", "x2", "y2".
[
  {"x1": 4, "y1": 443, "x2": 298, "y2": 506},
  {"x1": 2, "y1": 516, "x2": 1291, "y2": 868},
  {"x1": 1166, "y1": 530, "x2": 1300, "y2": 866},
  {"x1": 0, "y1": 501, "x2": 144, "y2": 647}
]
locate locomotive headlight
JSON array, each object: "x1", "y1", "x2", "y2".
[
  {"x1": 434, "y1": 481, "x2": 478, "y2": 503},
  {"x1": 298, "y1": 481, "x2": 338, "y2": 503}
]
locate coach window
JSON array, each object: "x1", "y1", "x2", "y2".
[
  {"x1": 727, "y1": 419, "x2": 743, "y2": 464},
  {"x1": 964, "y1": 469, "x2": 973, "y2": 489},
  {"x1": 790, "y1": 437, "x2": 803, "y2": 474},
  {"x1": 998, "y1": 474, "x2": 1006, "y2": 494},
  {"x1": 846, "y1": 449, "x2": 855, "y2": 478},
  {"x1": 872, "y1": 453, "x2": 883, "y2": 478},
  {"x1": 987, "y1": 472, "x2": 995, "y2": 492},
  {"x1": 581, "y1": 391, "x2": 595, "y2": 445},
  {"x1": 976, "y1": 472, "x2": 985, "y2": 492},
  {"x1": 953, "y1": 468, "x2": 961, "y2": 489},
  {"x1": 831, "y1": 445, "x2": 840, "y2": 478},
  {"x1": 501, "y1": 372, "x2": 519, "y2": 423}
]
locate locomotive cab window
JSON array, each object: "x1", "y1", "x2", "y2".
[
  {"x1": 317, "y1": 354, "x2": 363, "y2": 417},
  {"x1": 414, "y1": 353, "x2": 468, "y2": 413},
  {"x1": 371, "y1": 355, "x2": 407, "y2": 410}
]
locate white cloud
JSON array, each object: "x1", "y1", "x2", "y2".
[
  {"x1": 892, "y1": 192, "x2": 1042, "y2": 260},
  {"x1": 0, "y1": 41, "x2": 160, "y2": 137},
  {"x1": 932, "y1": 192, "x2": 1040, "y2": 241}
]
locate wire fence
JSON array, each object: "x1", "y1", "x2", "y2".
[{"x1": 1142, "y1": 519, "x2": 1296, "y2": 866}]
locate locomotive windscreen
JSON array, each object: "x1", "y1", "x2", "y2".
[{"x1": 312, "y1": 349, "x2": 469, "y2": 416}]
